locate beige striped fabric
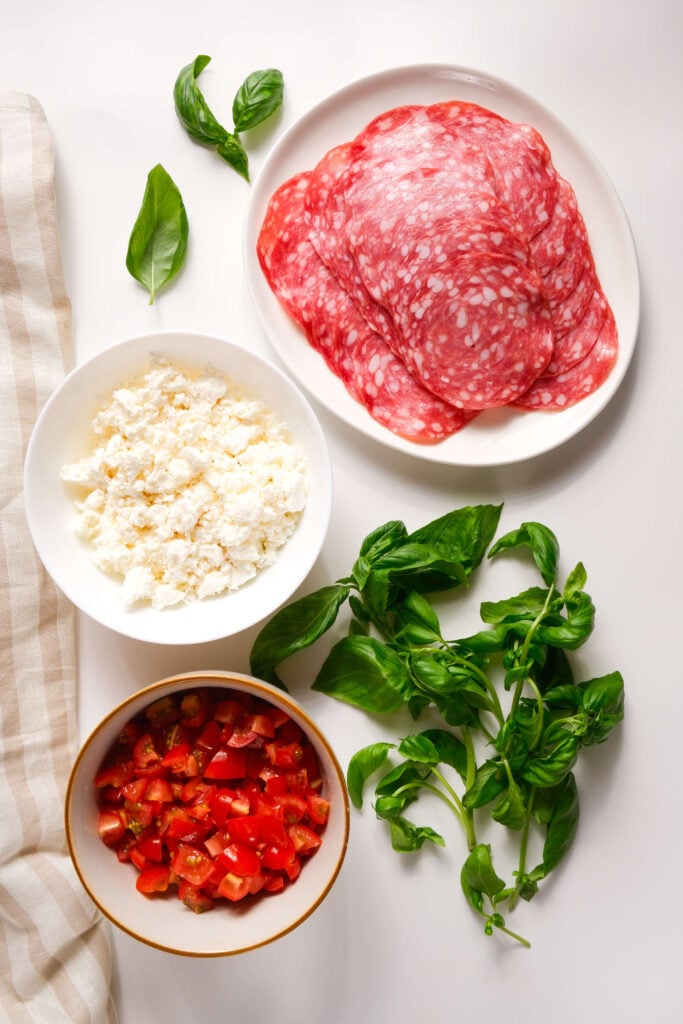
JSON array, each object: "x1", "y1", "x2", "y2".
[{"x1": 0, "y1": 93, "x2": 116, "y2": 1023}]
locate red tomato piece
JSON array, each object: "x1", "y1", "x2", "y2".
[
  {"x1": 136, "y1": 831, "x2": 165, "y2": 864},
  {"x1": 133, "y1": 733, "x2": 162, "y2": 770},
  {"x1": 144, "y1": 696, "x2": 180, "y2": 729},
  {"x1": 145, "y1": 777, "x2": 174, "y2": 803},
  {"x1": 97, "y1": 809, "x2": 126, "y2": 847},
  {"x1": 217, "y1": 842, "x2": 262, "y2": 877},
  {"x1": 196, "y1": 718, "x2": 222, "y2": 753},
  {"x1": 94, "y1": 759, "x2": 135, "y2": 789},
  {"x1": 265, "y1": 741, "x2": 304, "y2": 769},
  {"x1": 178, "y1": 880, "x2": 215, "y2": 914},
  {"x1": 121, "y1": 778, "x2": 148, "y2": 804},
  {"x1": 161, "y1": 742, "x2": 193, "y2": 774},
  {"x1": 261, "y1": 839, "x2": 297, "y2": 872},
  {"x1": 306, "y1": 794, "x2": 330, "y2": 826},
  {"x1": 225, "y1": 723, "x2": 259, "y2": 748},
  {"x1": 136, "y1": 865, "x2": 171, "y2": 894},
  {"x1": 213, "y1": 699, "x2": 247, "y2": 725},
  {"x1": 172, "y1": 844, "x2": 215, "y2": 887},
  {"x1": 276, "y1": 793, "x2": 308, "y2": 824},
  {"x1": 203, "y1": 747, "x2": 248, "y2": 780},
  {"x1": 249, "y1": 713, "x2": 275, "y2": 739},
  {"x1": 180, "y1": 690, "x2": 209, "y2": 729},
  {"x1": 217, "y1": 871, "x2": 250, "y2": 902},
  {"x1": 288, "y1": 822, "x2": 323, "y2": 855}
]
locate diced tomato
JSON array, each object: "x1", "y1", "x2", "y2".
[
  {"x1": 217, "y1": 842, "x2": 262, "y2": 877},
  {"x1": 276, "y1": 793, "x2": 308, "y2": 824},
  {"x1": 161, "y1": 742, "x2": 193, "y2": 774},
  {"x1": 172, "y1": 844, "x2": 215, "y2": 887},
  {"x1": 180, "y1": 690, "x2": 209, "y2": 729},
  {"x1": 265, "y1": 741, "x2": 304, "y2": 769},
  {"x1": 144, "y1": 777, "x2": 174, "y2": 803},
  {"x1": 136, "y1": 831, "x2": 165, "y2": 863},
  {"x1": 94, "y1": 759, "x2": 135, "y2": 789},
  {"x1": 94, "y1": 685, "x2": 329, "y2": 915},
  {"x1": 203, "y1": 747, "x2": 248, "y2": 780},
  {"x1": 217, "y1": 871, "x2": 250, "y2": 902},
  {"x1": 288, "y1": 822, "x2": 323, "y2": 855},
  {"x1": 178, "y1": 880, "x2": 215, "y2": 914},
  {"x1": 133, "y1": 733, "x2": 162, "y2": 771},
  {"x1": 136, "y1": 865, "x2": 171, "y2": 894},
  {"x1": 144, "y1": 695, "x2": 180, "y2": 729},
  {"x1": 306, "y1": 794, "x2": 330, "y2": 826},
  {"x1": 121, "y1": 778, "x2": 148, "y2": 804},
  {"x1": 97, "y1": 809, "x2": 126, "y2": 847}
]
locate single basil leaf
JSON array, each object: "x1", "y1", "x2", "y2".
[
  {"x1": 463, "y1": 759, "x2": 507, "y2": 809},
  {"x1": 373, "y1": 541, "x2": 470, "y2": 585},
  {"x1": 543, "y1": 684, "x2": 582, "y2": 709},
  {"x1": 534, "y1": 644, "x2": 575, "y2": 694},
  {"x1": 249, "y1": 584, "x2": 350, "y2": 683},
  {"x1": 410, "y1": 504, "x2": 503, "y2": 574},
  {"x1": 578, "y1": 671, "x2": 625, "y2": 744},
  {"x1": 488, "y1": 521, "x2": 559, "y2": 587},
  {"x1": 522, "y1": 735, "x2": 579, "y2": 788},
  {"x1": 394, "y1": 590, "x2": 442, "y2": 636},
  {"x1": 346, "y1": 742, "x2": 394, "y2": 809},
  {"x1": 461, "y1": 864, "x2": 485, "y2": 913},
  {"x1": 480, "y1": 586, "x2": 549, "y2": 625},
  {"x1": 532, "y1": 774, "x2": 579, "y2": 878},
  {"x1": 232, "y1": 68, "x2": 284, "y2": 132},
  {"x1": 312, "y1": 635, "x2": 412, "y2": 712},
  {"x1": 388, "y1": 816, "x2": 445, "y2": 853},
  {"x1": 397, "y1": 734, "x2": 441, "y2": 766},
  {"x1": 216, "y1": 132, "x2": 250, "y2": 180},
  {"x1": 173, "y1": 55, "x2": 229, "y2": 147},
  {"x1": 357, "y1": 519, "x2": 408, "y2": 565},
  {"x1": 375, "y1": 794, "x2": 411, "y2": 818},
  {"x1": 535, "y1": 591, "x2": 595, "y2": 650},
  {"x1": 491, "y1": 779, "x2": 527, "y2": 831},
  {"x1": 563, "y1": 561, "x2": 587, "y2": 599},
  {"x1": 462, "y1": 844, "x2": 506, "y2": 900},
  {"x1": 418, "y1": 728, "x2": 468, "y2": 780},
  {"x1": 374, "y1": 759, "x2": 431, "y2": 798},
  {"x1": 126, "y1": 164, "x2": 188, "y2": 305}
]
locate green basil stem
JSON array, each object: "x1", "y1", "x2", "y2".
[
  {"x1": 444, "y1": 645, "x2": 506, "y2": 727},
  {"x1": 509, "y1": 787, "x2": 537, "y2": 911},
  {"x1": 509, "y1": 584, "x2": 555, "y2": 718},
  {"x1": 526, "y1": 676, "x2": 546, "y2": 751},
  {"x1": 392, "y1": 776, "x2": 477, "y2": 851},
  {"x1": 488, "y1": 916, "x2": 531, "y2": 948}
]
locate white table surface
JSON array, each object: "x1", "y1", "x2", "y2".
[{"x1": 5, "y1": 1, "x2": 683, "y2": 1021}]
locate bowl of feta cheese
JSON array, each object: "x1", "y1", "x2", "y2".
[{"x1": 24, "y1": 331, "x2": 332, "y2": 644}]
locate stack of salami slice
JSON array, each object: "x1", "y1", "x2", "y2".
[{"x1": 257, "y1": 100, "x2": 618, "y2": 443}]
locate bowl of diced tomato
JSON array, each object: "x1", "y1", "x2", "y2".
[{"x1": 65, "y1": 671, "x2": 350, "y2": 956}]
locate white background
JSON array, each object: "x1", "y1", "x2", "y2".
[{"x1": 4, "y1": 1, "x2": 683, "y2": 1021}]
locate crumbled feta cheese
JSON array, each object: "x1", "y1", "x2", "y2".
[{"x1": 61, "y1": 360, "x2": 308, "y2": 609}]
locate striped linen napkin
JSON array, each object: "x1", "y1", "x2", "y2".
[{"x1": 0, "y1": 93, "x2": 116, "y2": 1023}]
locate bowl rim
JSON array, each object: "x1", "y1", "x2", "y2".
[
  {"x1": 24, "y1": 329, "x2": 333, "y2": 645},
  {"x1": 65, "y1": 670, "x2": 350, "y2": 956}
]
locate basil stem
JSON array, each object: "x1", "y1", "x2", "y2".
[{"x1": 125, "y1": 163, "x2": 188, "y2": 304}]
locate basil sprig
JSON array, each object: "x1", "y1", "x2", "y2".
[
  {"x1": 249, "y1": 504, "x2": 624, "y2": 947},
  {"x1": 125, "y1": 163, "x2": 188, "y2": 304},
  {"x1": 173, "y1": 56, "x2": 283, "y2": 181}
]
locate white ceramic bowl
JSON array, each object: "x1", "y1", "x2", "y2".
[
  {"x1": 65, "y1": 671, "x2": 350, "y2": 956},
  {"x1": 24, "y1": 330, "x2": 332, "y2": 645}
]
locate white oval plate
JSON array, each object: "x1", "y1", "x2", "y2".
[{"x1": 244, "y1": 64, "x2": 639, "y2": 467}]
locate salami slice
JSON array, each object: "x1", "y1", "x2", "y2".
[
  {"x1": 257, "y1": 172, "x2": 475, "y2": 441},
  {"x1": 513, "y1": 306, "x2": 618, "y2": 410},
  {"x1": 529, "y1": 175, "x2": 580, "y2": 276},
  {"x1": 545, "y1": 285, "x2": 609, "y2": 376},
  {"x1": 392, "y1": 252, "x2": 554, "y2": 409}
]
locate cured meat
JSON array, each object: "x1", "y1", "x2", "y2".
[
  {"x1": 257, "y1": 172, "x2": 476, "y2": 441},
  {"x1": 256, "y1": 98, "x2": 618, "y2": 442},
  {"x1": 513, "y1": 307, "x2": 618, "y2": 410}
]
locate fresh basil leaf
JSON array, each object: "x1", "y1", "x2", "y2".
[
  {"x1": 374, "y1": 759, "x2": 431, "y2": 798},
  {"x1": 488, "y1": 521, "x2": 559, "y2": 587},
  {"x1": 346, "y1": 742, "x2": 394, "y2": 809},
  {"x1": 388, "y1": 816, "x2": 445, "y2": 853},
  {"x1": 535, "y1": 591, "x2": 595, "y2": 650},
  {"x1": 173, "y1": 55, "x2": 229, "y2": 147},
  {"x1": 232, "y1": 68, "x2": 284, "y2": 132},
  {"x1": 462, "y1": 844, "x2": 506, "y2": 900},
  {"x1": 491, "y1": 779, "x2": 527, "y2": 831},
  {"x1": 397, "y1": 734, "x2": 442, "y2": 767},
  {"x1": 480, "y1": 586, "x2": 549, "y2": 625},
  {"x1": 249, "y1": 584, "x2": 351, "y2": 684},
  {"x1": 563, "y1": 561, "x2": 587, "y2": 599},
  {"x1": 418, "y1": 728, "x2": 469, "y2": 780},
  {"x1": 125, "y1": 164, "x2": 188, "y2": 305},
  {"x1": 531, "y1": 774, "x2": 579, "y2": 879},
  {"x1": 543, "y1": 683, "x2": 582, "y2": 708},
  {"x1": 216, "y1": 132, "x2": 250, "y2": 180},
  {"x1": 375, "y1": 794, "x2": 411, "y2": 818},
  {"x1": 356, "y1": 519, "x2": 408, "y2": 570},
  {"x1": 522, "y1": 735, "x2": 579, "y2": 788},
  {"x1": 534, "y1": 644, "x2": 575, "y2": 694},
  {"x1": 410, "y1": 504, "x2": 502, "y2": 574},
  {"x1": 312, "y1": 635, "x2": 412, "y2": 712},
  {"x1": 578, "y1": 671, "x2": 625, "y2": 744},
  {"x1": 395, "y1": 591, "x2": 442, "y2": 635},
  {"x1": 463, "y1": 759, "x2": 507, "y2": 810}
]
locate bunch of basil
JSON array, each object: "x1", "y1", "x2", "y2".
[{"x1": 250, "y1": 504, "x2": 624, "y2": 947}]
